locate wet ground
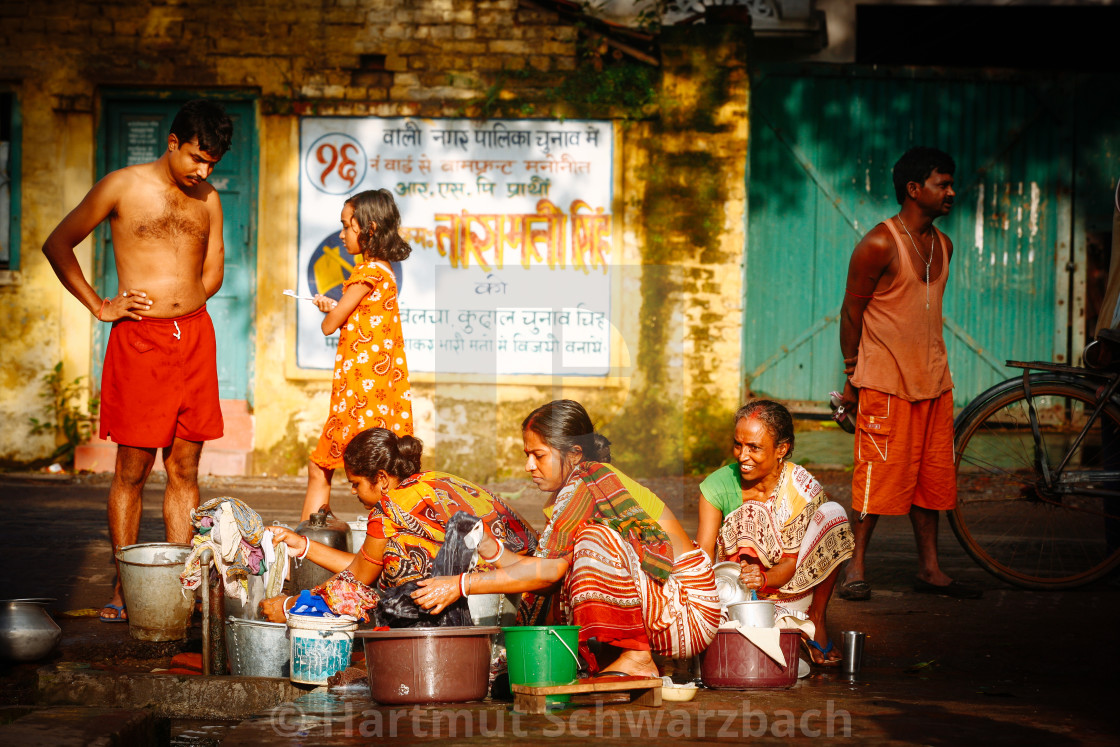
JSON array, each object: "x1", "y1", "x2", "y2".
[{"x1": 1, "y1": 429, "x2": 1118, "y2": 744}]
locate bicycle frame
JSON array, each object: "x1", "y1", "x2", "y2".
[{"x1": 1007, "y1": 360, "x2": 1120, "y2": 499}]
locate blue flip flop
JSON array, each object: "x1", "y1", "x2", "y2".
[
  {"x1": 99, "y1": 603, "x2": 127, "y2": 623},
  {"x1": 802, "y1": 638, "x2": 841, "y2": 667}
]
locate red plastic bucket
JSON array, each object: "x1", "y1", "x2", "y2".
[{"x1": 700, "y1": 629, "x2": 801, "y2": 689}]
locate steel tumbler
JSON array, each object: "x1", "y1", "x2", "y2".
[{"x1": 840, "y1": 630, "x2": 865, "y2": 675}]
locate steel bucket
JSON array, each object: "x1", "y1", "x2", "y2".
[
  {"x1": 466, "y1": 593, "x2": 519, "y2": 627},
  {"x1": 116, "y1": 543, "x2": 194, "y2": 641},
  {"x1": 347, "y1": 518, "x2": 368, "y2": 553},
  {"x1": 223, "y1": 575, "x2": 266, "y2": 621},
  {"x1": 727, "y1": 599, "x2": 776, "y2": 628},
  {"x1": 225, "y1": 616, "x2": 290, "y2": 678}
]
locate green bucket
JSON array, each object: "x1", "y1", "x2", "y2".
[{"x1": 502, "y1": 625, "x2": 581, "y2": 704}]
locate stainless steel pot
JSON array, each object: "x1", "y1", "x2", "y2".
[
  {"x1": 726, "y1": 599, "x2": 776, "y2": 628},
  {"x1": 0, "y1": 599, "x2": 62, "y2": 662}
]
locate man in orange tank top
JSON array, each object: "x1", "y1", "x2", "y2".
[{"x1": 836, "y1": 147, "x2": 981, "y2": 601}]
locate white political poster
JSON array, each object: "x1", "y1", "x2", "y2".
[{"x1": 296, "y1": 117, "x2": 615, "y2": 376}]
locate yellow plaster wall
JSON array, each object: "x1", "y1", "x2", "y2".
[
  {"x1": 0, "y1": 2, "x2": 749, "y2": 479},
  {"x1": 0, "y1": 89, "x2": 97, "y2": 465}
]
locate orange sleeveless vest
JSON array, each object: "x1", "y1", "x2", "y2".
[{"x1": 849, "y1": 220, "x2": 953, "y2": 401}]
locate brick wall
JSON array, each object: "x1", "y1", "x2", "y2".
[{"x1": 0, "y1": 0, "x2": 577, "y2": 116}]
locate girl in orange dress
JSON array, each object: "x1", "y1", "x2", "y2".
[{"x1": 301, "y1": 189, "x2": 414, "y2": 519}]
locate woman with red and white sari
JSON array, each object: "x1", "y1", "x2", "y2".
[{"x1": 413, "y1": 400, "x2": 720, "y2": 678}]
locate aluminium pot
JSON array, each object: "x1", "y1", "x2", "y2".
[{"x1": 0, "y1": 599, "x2": 62, "y2": 662}]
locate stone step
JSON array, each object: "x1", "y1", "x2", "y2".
[
  {"x1": 0, "y1": 705, "x2": 167, "y2": 746},
  {"x1": 36, "y1": 666, "x2": 306, "y2": 720}
]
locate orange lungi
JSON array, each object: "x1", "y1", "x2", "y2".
[{"x1": 851, "y1": 388, "x2": 956, "y2": 516}]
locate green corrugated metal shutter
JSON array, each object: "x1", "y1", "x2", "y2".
[{"x1": 744, "y1": 65, "x2": 1080, "y2": 407}]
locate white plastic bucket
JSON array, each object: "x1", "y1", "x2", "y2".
[{"x1": 287, "y1": 613, "x2": 359, "y2": 685}]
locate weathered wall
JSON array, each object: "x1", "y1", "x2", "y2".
[
  {"x1": 608, "y1": 26, "x2": 748, "y2": 476},
  {"x1": 0, "y1": 0, "x2": 747, "y2": 478}
]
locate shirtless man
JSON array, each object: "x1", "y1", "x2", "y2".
[
  {"x1": 837, "y1": 146, "x2": 980, "y2": 601},
  {"x1": 42, "y1": 100, "x2": 233, "y2": 622}
]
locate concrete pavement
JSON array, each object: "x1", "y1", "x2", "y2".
[{"x1": 0, "y1": 429, "x2": 1117, "y2": 744}]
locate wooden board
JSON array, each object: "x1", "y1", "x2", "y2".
[
  {"x1": 512, "y1": 677, "x2": 661, "y2": 695},
  {"x1": 512, "y1": 677, "x2": 663, "y2": 715}
]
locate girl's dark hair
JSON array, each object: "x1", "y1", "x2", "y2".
[
  {"x1": 346, "y1": 189, "x2": 412, "y2": 262},
  {"x1": 522, "y1": 399, "x2": 611, "y2": 463},
  {"x1": 169, "y1": 99, "x2": 233, "y2": 158},
  {"x1": 734, "y1": 399, "x2": 795, "y2": 459},
  {"x1": 892, "y1": 146, "x2": 955, "y2": 205},
  {"x1": 343, "y1": 428, "x2": 423, "y2": 480}
]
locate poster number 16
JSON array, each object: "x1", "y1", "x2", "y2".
[{"x1": 307, "y1": 133, "x2": 367, "y2": 194}]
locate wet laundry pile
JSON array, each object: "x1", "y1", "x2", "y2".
[{"x1": 180, "y1": 496, "x2": 288, "y2": 602}]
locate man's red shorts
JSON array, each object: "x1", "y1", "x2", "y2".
[
  {"x1": 850, "y1": 388, "x2": 956, "y2": 516},
  {"x1": 99, "y1": 305, "x2": 224, "y2": 448}
]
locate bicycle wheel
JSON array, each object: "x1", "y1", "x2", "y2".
[{"x1": 950, "y1": 374, "x2": 1120, "y2": 589}]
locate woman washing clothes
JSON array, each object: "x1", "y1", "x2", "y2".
[
  {"x1": 695, "y1": 400, "x2": 854, "y2": 667},
  {"x1": 412, "y1": 400, "x2": 720, "y2": 678},
  {"x1": 261, "y1": 427, "x2": 538, "y2": 622}
]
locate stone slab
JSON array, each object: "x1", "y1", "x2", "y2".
[
  {"x1": 0, "y1": 705, "x2": 166, "y2": 746},
  {"x1": 37, "y1": 666, "x2": 308, "y2": 720}
]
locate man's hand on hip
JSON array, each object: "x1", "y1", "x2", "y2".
[{"x1": 98, "y1": 290, "x2": 152, "y2": 322}]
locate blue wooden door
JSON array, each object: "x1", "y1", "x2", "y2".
[
  {"x1": 745, "y1": 66, "x2": 1074, "y2": 407},
  {"x1": 94, "y1": 97, "x2": 257, "y2": 402}
]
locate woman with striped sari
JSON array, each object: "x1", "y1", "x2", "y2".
[{"x1": 413, "y1": 400, "x2": 720, "y2": 678}]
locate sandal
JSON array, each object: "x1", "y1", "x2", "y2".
[
  {"x1": 838, "y1": 580, "x2": 872, "y2": 601},
  {"x1": 99, "y1": 603, "x2": 128, "y2": 623},
  {"x1": 801, "y1": 638, "x2": 841, "y2": 667}
]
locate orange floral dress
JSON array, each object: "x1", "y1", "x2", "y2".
[{"x1": 310, "y1": 260, "x2": 413, "y2": 470}]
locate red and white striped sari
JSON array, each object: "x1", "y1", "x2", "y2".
[{"x1": 563, "y1": 523, "x2": 721, "y2": 664}]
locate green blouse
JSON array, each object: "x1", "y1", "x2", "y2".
[{"x1": 698, "y1": 462, "x2": 743, "y2": 517}]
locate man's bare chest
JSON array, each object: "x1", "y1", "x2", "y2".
[{"x1": 120, "y1": 191, "x2": 209, "y2": 247}]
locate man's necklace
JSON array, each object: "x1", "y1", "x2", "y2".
[{"x1": 896, "y1": 214, "x2": 934, "y2": 310}]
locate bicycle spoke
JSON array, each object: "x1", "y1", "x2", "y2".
[{"x1": 951, "y1": 376, "x2": 1120, "y2": 589}]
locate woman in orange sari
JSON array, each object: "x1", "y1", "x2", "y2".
[{"x1": 262, "y1": 427, "x2": 537, "y2": 621}]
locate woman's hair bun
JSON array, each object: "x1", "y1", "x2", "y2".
[
  {"x1": 586, "y1": 432, "x2": 612, "y2": 463},
  {"x1": 343, "y1": 428, "x2": 423, "y2": 480}
]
